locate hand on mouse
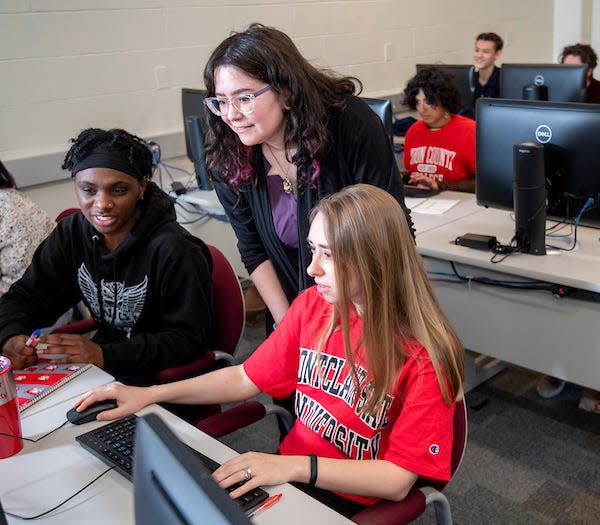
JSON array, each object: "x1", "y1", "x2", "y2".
[{"x1": 74, "y1": 383, "x2": 153, "y2": 421}]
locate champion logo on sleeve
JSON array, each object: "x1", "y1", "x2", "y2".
[{"x1": 429, "y1": 443, "x2": 440, "y2": 455}]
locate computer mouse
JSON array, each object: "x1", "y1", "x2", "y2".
[{"x1": 66, "y1": 400, "x2": 118, "y2": 425}]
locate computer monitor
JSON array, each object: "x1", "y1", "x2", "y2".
[
  {"x1": 361, "y1": 97, "x2": 394, "y2": 146},
  {"x1": 416, "y1": 64, "x2": 476, "y2": 117},
  {"x1": 476, "y1": 98, "x2": 600, "y2": 228},
  {"x1": 134, "y1": 413, "x2": 251, "y2": 525},
  {"x1": 181, "y1": 88, "x2": 213, "y2": 190},
  {"x1": 499, "y1": 64, "x2": 587, "y2": 102}
]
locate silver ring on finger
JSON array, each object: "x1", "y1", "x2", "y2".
[{"x1": 243, "y1": 467, "x2": 252, "y2": 481}]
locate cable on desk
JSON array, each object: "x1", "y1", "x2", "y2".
[
  {"x1": 174, "y1": 201, "x2": 229, "y2": 225},
  {"x1": 4, "y1": 467, "x2": 114, "y2": 520},
  {"x1": 0, "y1": 420, "x2": 68, "y2": 443},
  {"x1": 545, "y1": 197, "x2": 594, "y2": 252},
  {"x1": 447, "y1": 261, "x2": 554, "y2": 291}
]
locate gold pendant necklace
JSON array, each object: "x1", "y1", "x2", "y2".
[{"x1": 265, "y1": 143, "x2": 294, "y2": 194}]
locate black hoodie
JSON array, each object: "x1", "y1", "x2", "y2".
[{"x1": 0, "y1": 182, "x2": 213, "y2": 384}]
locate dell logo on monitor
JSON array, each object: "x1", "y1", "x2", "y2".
[
  {"x1": 534, "y1": 74, "x2": 545, "y2": 86},
  {"x1": 535, "y1": 124, "x2": 552, "y2": 144}
]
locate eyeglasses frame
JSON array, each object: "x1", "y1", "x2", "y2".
[{"x1": 204, "y1": 85, "x2": 274, "y2": 116}]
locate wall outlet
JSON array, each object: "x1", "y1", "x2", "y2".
[
  {"x1": 154, "y1": 65, "x2": 170, "y2": 89},
  {"x1": 384, "y1": 42, "x2": 393, "y2": 62}
]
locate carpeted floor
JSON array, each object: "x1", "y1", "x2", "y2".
[{"x1": 221, "y1": 315, "x2": 600, "y2": 524}]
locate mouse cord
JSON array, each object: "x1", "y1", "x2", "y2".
[
  {"x1": 0, "y1": 419, "x2": 68, "y2": 443},
  {"x1": 4, "y1": 467, "x2": 114, "y2": 520}
]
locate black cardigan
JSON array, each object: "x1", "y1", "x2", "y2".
[{"x1": 214, "y1": 95, "x2": 413, "y2": 304}]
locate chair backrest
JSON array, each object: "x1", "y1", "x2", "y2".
[
  {"x1": 361, "y1": 97, "x2": 394, "y2": 145},
  {"x1": 207, "y1": 244, "x2": 245, "y2": 356},
  {"x1": 55, "y1": 208, "x2": 80, "y2": 223},
  {"x1": 429, "y1": 396, "x2": 468, "y2": 492},
  {"x1": 450, "y1": 397, "x2": 467, "y2": 475}
]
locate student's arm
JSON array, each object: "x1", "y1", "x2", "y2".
[
  {"x1": 250, "y1": 260, "x2": 290, "y2": 325},
  {"x1": 74, "y1": 364, "x2": 261, "y2": 420},
  {"x1": 215, "y1": 453, "x2": 419, "y2": 502},
  {"x1": 436, "y1": 176, "x2": 476, "y2": 193},
  {"x1": 213, "y1": 181, "x2": 292, "y2": 323}
]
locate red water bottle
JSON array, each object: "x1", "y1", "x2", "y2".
[{"x1": 0, "y1": 356, "x2": 23, "y2": 458}]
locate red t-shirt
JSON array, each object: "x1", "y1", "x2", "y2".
[
  {"x1": 243, "y1": 286, "x2": 455, "y2": 505},
  {"x1": 403, "y1": 114, "x2": 476, "y2": 183}
]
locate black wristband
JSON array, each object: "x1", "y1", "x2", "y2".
[{"x1": 308, "y1": 454, "x2": 318, "y2": 488}]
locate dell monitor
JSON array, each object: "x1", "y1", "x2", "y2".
[
  {"x1": 181, "y1": 88, "x2": 213, "y2": 190},
  {"x1": 416, "y1": 64, "x2": 476, "y2": 117},
  {"x1": 499, "y1": 63, "x2": 587, "y2": 102},
  {"x1": 476, "y1": 98, "x2": 600, "y2": 228},
  {"x1": 134, "y1": 413, "x2": 251, "y2": 525}
]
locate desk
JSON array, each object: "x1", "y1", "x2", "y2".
[
  {"x1": 412, "y1": 193, "x2": 600, "y2": 391},
  {"x1": 1, "y1": 367, "x2": 352, "y2": 525}
]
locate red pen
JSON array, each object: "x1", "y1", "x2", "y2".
[{"x1": 247, "y1": 493, "x2": 282, "y2": 518}]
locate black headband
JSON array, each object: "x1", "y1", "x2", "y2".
[{"x1": 70, "y1": 151, "x2": 147, "y2": 181}]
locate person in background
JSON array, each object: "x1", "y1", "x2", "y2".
[
  {"x1": 403, "y1": 67, "x2": 476, "y2": 193},
  {"x1": 203, "y1": 23, "x2": 413, "y2": 333},
  {"x1": 0, "y1": 161, "x2": 54, "y2": 296},
  {"x1": 0, "y1": 129, "x2": 214, "y2": 385},
  {"x1": 559, "y1": 43, "x2": 600, "y2": 103},
  {"x1": 473, "y1": 32, "x2": 504, "y2": 100},
  {"x1": 74, "y1": 184, "x2": 464, "y2": 518}
]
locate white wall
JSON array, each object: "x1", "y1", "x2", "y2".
[{"x1": 2, "y1": 0, "x2": 556, "y2": 192}]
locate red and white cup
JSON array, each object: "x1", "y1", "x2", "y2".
[{"x1": 0, "y1": 356, "x2": 23, "y2": 458}]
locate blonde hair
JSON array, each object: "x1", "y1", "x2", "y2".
[{"x1": 310, "y1": 184, "x2": 464, "y2": 414}]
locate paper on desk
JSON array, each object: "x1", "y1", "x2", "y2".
[{"x1": 412, "y1": 198, "x2": 460, "y2": 215}]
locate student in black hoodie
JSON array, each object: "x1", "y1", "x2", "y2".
[{"x1": 0, "y1": 128, "x2": 214, "y2": 385}]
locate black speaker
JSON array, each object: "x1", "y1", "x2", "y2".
[
  {"x1": 513, "y1": 142, "x2": 546, "y2": 255},
  {"x1": 522, "y1": 83, "x2": 548, "y2": 101}
]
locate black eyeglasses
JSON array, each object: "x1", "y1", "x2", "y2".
[{"x1": 204, "y1": 85, "x2": 273, "y2": 116}]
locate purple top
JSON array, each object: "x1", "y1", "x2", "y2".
[{"x1": 265, "y1": 165, "x2": 298, "y2": 251}]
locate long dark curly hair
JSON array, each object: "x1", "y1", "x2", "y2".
[
  {"x1": 203, "y1": 23, "x2": 361, "y2": 190},
  {"x1": 403, "y1": 67, "x2": 462, "y2": 114},
  {"x1": 62, "y1": 128, "x2": 153, "y2": 180}
]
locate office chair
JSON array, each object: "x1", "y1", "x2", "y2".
[
  {"x1": 350, "y1": 397, "x2": 467, "y2": 525},
  {"x1": 361, "y1": 97, "x2": 394, "y2": 146}
]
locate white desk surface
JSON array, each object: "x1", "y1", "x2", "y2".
[
  {"x1": 411, "y1": 193, "x2": 600, "y2": 390},
  {"x1": 414, "y1": 193, "x2": 600, "y2": 292},
  {"x1": 1, "y1": 367, "x2": 351, "y2": 525}
]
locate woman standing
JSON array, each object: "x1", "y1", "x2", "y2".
[
  {"x1": 203, "y1": 23, "x2": 412, "y2": 328},
  {"x1": 403, "y1": 67, "x2": 476, "y2": 193}
]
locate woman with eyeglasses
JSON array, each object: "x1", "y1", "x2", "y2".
[{"x1": 202, "y1": 23, "x2": 413, "y2": 336}]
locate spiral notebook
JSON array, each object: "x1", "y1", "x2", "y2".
[{"x1": 13, "y1": 362, "x2": 92, "y2": 412}]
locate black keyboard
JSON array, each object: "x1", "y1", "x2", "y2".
[
  {"x1": 75, "y1": 415, "x2": 269, "y2": 512},
  {"x1": 404, "y1": 184, "x2": 438, "y2": 198}
]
